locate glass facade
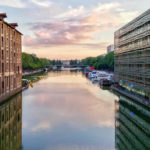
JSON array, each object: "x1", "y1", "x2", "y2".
[{"x1": 114, "y1": 9, "x2": 150, "y2": 97}]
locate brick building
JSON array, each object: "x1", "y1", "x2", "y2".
[{"x1": 0, "y1": 13, "x2": 22, "y2": 102}]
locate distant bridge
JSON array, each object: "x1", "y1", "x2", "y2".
[{"x1": 45, "y1": 64, "x2": 88, "y2": 69}]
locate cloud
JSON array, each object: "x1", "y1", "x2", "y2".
[
  {"x1": 31, "y1": 121, "x2": 51, "y2": 132},
  {"x1": 23, "y1": 22, "x2": 101, "y2": 47},
  {"x1": 79, "y1": 2, "x2": 138, "y2": 27},
  {"x1": 23, "y1": 2, "x2": 138, "y2": 50},
  {"x1": 29, "y1": 0, "x2": 52, "y2": 7},
  {"x1": 0, "y1": 0, "x2": 25, "y2": 8},
  {"x1": 56, "y1": 5, "x2": 85, "y2": 19}
]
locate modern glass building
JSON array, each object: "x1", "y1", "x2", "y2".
[{"x1": 114, "y1": 9, "x2": 150, "y2": 98}]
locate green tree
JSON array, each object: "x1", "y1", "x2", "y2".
[
  {"x1": 81, "y1": 51, "x2": 114, "y2": 71},
  {"x1": 22, "y1": 52, "x2": 51, "y2": 70}
]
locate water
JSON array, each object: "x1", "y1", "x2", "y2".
[
  {"x1": 0, "y1": 71, "x2": 150, "y2": 150},
  {"x1": 115, "y1": 95, "x2": 150, "y2": 150}
]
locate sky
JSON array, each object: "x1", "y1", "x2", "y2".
[{"x1": 0, "y1": 0, "x2": 150, "y2": 60}]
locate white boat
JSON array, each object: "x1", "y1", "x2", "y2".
[
  {"x1": 88, "y1": 71, "x2": 99, "y2": 79},
  {"x1": 92, "y1": 72, "x2": 114, "y2": 82}
]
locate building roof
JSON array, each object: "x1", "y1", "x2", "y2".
[
  {"x1": 120, "y1": 9, "x2": 150, "y2": 30},
  {"x1": 9, "y1": 23, "x2": 18, "y2": 28},
  {"x1": 0, "y1": 13, "x2": 22, "y2": 35},
  {"x1": 115, "y1": 9, "x2": 150, "y2": 34},
  {"x1": 0, "y1": 13, "x2": 7, "y2": 20}
]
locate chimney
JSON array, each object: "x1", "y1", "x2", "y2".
[
  {"x1": 9, "y1": 23, "x2": 18, "y2": 28},
  {"x1": 0, "y1": 13, "x2": 7, "y2": 20}
]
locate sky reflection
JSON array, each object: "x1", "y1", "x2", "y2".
[{"x1": 22, "y1": 71, "x2": 117, "y2": 150}]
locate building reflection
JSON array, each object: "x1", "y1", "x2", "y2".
[
  {"x1": 115, "y1": 95, "x2": 150, "y2": 150},
  {"x1": 0, "y1": 93, "x2": 22, "y2": 150}
]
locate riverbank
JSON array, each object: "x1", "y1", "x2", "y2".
[
  {"x1": 0, "y1": 87, "x2": 22, "y2": 103},
  {"x1": 22, "y1": 69, "x2": 44, "y2": 76},
  {"x1": 22, "y1": 71, "x2": 49, "y2": 91},
  {"x1": 112, "y1": 85, "x2": 150, "y2": 107}
]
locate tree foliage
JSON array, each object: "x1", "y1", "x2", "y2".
[
  {"x1": 70, "y1": 60, "x2": 82, "y2": 66},
  {"x1": 22, "y1": 52, "x2": 51, "y2": 70},
  {"x1": 51, "y1": 60, "x2": 62, "y2": 66},
  {"x1": 82, "y1": 51, "x2": 114, "y2": 71}
]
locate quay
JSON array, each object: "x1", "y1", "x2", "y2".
[
  {"x1": 22, "y1": 69, "x2": 44, "y2": 77},
  {"x1": 112, "y1": 85, "x2": 150, "y2": 107}
]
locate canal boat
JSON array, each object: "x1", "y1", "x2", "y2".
[
  {"x1": 22, "y1": 79, "x2": 30, "y2": 90},
  {"x1": 99, "y1": 79, "x2": 112, "y2": 86},
  {"x1": 91, "y1": 71, "x2": 109, "y2": 81},
  {"x1": 88, "y1": 71, "x2": 102, "y2": 79}
]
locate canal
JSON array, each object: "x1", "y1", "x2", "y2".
[{"x1": 0, "y1": 71, "x2": 150, "y2": 150}]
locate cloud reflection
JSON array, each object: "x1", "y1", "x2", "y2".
[
  {"x1": 23, "y1": 72, "x2": 115, "y2": 132},
  {"x1": 22, "y1": 72, "x2": 116, "y2": 150}
]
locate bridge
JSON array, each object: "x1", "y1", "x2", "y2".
[{"x1": 45, "y1": 64, "x2": 88, "y2": 70}]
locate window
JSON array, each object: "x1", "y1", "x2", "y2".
[
  {"x1": 18, "y1": 66, "x2": 19, "y2": 74},
  {"x1": 7, "y1": 77, "x2": 9, "y2": 87},
  {"x1": 2, "y1": 63, "x2": 4, "y2": 73},
  {"x1": 1, "y1": 37, "x2": 3, "y2": 47},
  {"x1": 2, "y1": 81, "x2": 4, "y2": 93},
  {"x1": 1, "y1": 23, "x2": 3, "y2": 34},
  {"x1": 2, "y1": 50, "x2": 4, "y2": 59},
  {"x1": 148, "y1": 23, "x2": 150, "y2": 30},
  {"x1": 148, "y1": 36, "x2": 150, "y2": 43}
]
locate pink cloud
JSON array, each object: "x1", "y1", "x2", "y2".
[
  {"x1": 23, "y1": 22, "x2": 101, "y2": 47},
  {"x1": 23, "y1": 2, "x2": 138, "y2": 50}
]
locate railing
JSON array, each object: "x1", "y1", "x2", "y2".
[
  {"x1": 118, "y1": 30, "x2": 150, "y2": 46},
  {"x1": 117, "y1": 10, "x2": 150, "y2": 37},
  {"x1": 116, "y1": 43, "x2": 150, "y2": 54}
]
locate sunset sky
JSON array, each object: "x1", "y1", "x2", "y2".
[{"x1": 0, "y1": 0, "x2": 149, "y2": 59}]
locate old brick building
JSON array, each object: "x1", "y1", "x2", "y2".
[{"x1": 0, "y1": 13, "x2": 22, "y2": 102}]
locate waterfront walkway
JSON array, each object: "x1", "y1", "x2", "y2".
[
  {"x1": 112, "y1": 85, "x2": 150, "y2": 107},
  {"x1": 22, "y1": 69, "x2": 43, "y2": 76}
]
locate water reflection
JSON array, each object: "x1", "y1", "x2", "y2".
[
  {"x1": 115, "y1": 95, "x2": 150, "y2": 150},
  {"x1": 22, "y1": 71, "x2": 117, "y2": 150},
  {"x1": 0, "y1": 93, "x2": 22, "y2": 150}
]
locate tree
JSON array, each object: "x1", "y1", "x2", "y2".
[
  {"x1": 81, "y1": 51, "x2": 114, "y2": 71},
  {"x1": 22, "y1": 52, "x2": 51, "y2": 70}
]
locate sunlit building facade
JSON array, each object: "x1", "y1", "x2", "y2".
[
  {"x1": 107, "y1": 45, "x2": 114, "y2": 54},
  {"x1": 0, "y1": 13, "x2": 22, "y2": 102},
  {"x1": 114, "y1": 9, "x2": 150, "y2": 97}
]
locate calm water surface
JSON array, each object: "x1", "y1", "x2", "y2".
[
  {"x1": 22, "y1": 71, "x2": 118, "y2": 150},
  {"x1": 1, "y1": 71, "x2": 150, "y2": 150}
]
